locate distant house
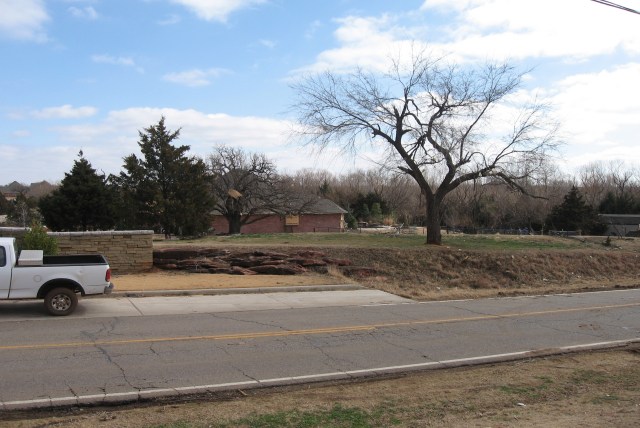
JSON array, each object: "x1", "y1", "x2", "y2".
[
  {"x1": 0, "y1": 191, "x2": 19, "y2": 202},
  {"x1": 212, "y1": 198, "x2": 348, "y2": 234},
  {"x1": 599, "y1": 214, "x2": 640, "y2": 237}
]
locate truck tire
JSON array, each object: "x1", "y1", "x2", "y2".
[{"x1": 44, "y1": 287, "x2": 78, "y2": 316}]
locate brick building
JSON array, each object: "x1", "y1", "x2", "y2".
[{"x1": 211, "y1": 198, "x2": 347, "y2": 234}]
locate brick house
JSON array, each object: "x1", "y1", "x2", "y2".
[{"x1": 211, "y1": 198, "x2": 347, "y2": 234}]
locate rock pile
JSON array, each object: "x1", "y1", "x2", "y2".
[{"x1": 153, "y1": 247, "x2": 352, "y2": 275}]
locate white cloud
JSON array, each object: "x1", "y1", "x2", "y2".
[
  {"x1": 0, "y1": 0, "x2": 49, "y2": 42},
  {"x1": 163, "y1": 68, "x2": 228, "y2": 87},
  {"x1": 547, "y1": 62, "x2": 640, "y2": 168},
  {"x1": 298, "y1": 0, "x2": 640, "y2": 75},
  {"x1": 295, "y1": 15, "x2": 424, "y2": 74},
  {"x1": 421, "y1": 0, "x2": 640, "y2": 60},
  {"x1": 91, "y1": 54, "x2": 144, "y2": 73},
  {"x1": 46, "y1": 107, "x2": 295, "y2": 177},
  {"x1": 68, "y1": 6, "x2": 98, "y2": 20},
  {"x1": 169, "y1": 0, "x2": 267, "y2": 22},
  {"x1": 31, "y1": 105, "x2": 98, "y2": 119},
  {"x1": 15, "y1": 107, "x2": 369, "y2": 182}
]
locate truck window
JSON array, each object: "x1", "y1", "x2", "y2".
[{"x1": 0, "y1": 247, "x2": 5, "y2": 267}]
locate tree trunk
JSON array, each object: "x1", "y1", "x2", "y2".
[
  {"x1": 425, "y1": 198, "x2": 442, "y2": 245},
  {"x1": 227, "y1": 214, "x2": 242, "y2": 234}
]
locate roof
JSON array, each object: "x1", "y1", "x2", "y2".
[
  {"x1": 212, "y1": 198, "x2": 347, "y2": 216},
  {"x1": 304, "y1": 198, "x2": 348, "y2": 215},
  {"x1": 599, "y1": 214, "x2": 640, "y2": 225}
]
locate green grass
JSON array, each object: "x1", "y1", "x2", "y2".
[
  {"x1": 442, "y1": 235, "x2": 581, "y2": 250},
  {"x1": 152, "y1": 404, "x2": 398, "y2": 428},
  {"x1": 163, "y1": 232, "x2": 583, "y2": 251}
]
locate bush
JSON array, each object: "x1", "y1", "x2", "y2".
[{"x1": 22, "y1": 223, "x2": 58, "y2": 255}]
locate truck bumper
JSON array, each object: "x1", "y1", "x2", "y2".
[{"x1": 104, "y1": 283, "x2": 114, "y2": 294}]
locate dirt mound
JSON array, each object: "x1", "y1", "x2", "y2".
[
  {"x1": 325, "y1": 246, "x2": 640, "y2": 299},
  {"x1": 138, "y1": 244, "x2": 640, "y2": 300}
]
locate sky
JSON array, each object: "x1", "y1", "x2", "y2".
[{"x1": 1, "y1": 0, "x2": 639, "y2": 185}]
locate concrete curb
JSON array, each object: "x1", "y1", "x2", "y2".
[{"x1": 109, "y1": 283, "x2": 364, "y2": 298}]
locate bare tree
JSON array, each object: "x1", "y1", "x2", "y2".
[
  {"x1": 608, "y1": 160, "x2": 635, "y2": 197},
  {"x1": 209, "y1": 145, "x2": 315, "y2": 234},
  {"x1": 292, "y1": 51, "x2": 559, "y2": 244},
  {"x1": 579, "y1": 162, "x2": 609, "y2": 207}
]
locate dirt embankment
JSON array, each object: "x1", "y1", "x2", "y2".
[
  {"x1": 325, "y1": 246, "x2": 640, "y2": 299},
  {"x1": 114, "y1": 243, "x2": 640, "y2": 301}
]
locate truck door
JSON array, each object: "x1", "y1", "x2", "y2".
[{"x1": 0, "y1": 246, "x2": 10, "y2": 298}]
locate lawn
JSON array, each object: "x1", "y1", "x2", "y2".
[{"x1": 159, "y1": 231, "x2": 589, "y2": 251}]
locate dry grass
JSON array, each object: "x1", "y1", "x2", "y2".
[
  {"x1": 114, "y1": 235, "x2": 640, "y2": 301},
  {"x1": 315, "y1": 245, "x2": 640, "y2": 300},
  {"x1": 113, "y1": 270, "x2": 338, "y2": 292}
]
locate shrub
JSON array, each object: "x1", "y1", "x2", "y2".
[{"x1": 22, "y1": 223, "x2": 58, "y2": 255}]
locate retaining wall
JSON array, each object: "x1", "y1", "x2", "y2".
[{"x1": 0, "y1": 228, "x2": 153, "y2": 274}]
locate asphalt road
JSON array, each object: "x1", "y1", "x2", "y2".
[{"x1": 0, "y1": 288, "x2": 638, "y2": 409}]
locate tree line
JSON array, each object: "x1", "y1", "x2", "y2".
[
  {"x1": 2, "y1": 50, "x2": 639, "y2": 243},
  {"x1": 287, "y1": 162, "x2": 640, "y2": 235},
  {"x1": 0, "y1": 117, "x2": 319, "y2": 236},
  {"x1": 2, "y1": 126, "x2": 637, "y2": 238}
]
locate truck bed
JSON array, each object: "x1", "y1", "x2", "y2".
[{"x1": 42, "y1": 254, "x2": 108, "y2": 266}]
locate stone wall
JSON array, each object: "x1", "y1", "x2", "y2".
[{"x1": 0, "y1": 228, "x2": 153, "y2": 274}]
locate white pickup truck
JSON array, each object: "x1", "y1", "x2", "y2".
[{"x1": 0, "y1": 237, "x2": 114, "y2": 316}]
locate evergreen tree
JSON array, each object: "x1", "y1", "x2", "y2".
[
  {"x1": 370, "y1": 202, "x2": 383, "y2": 223},
  {"x1": 359, "y1": 203, "x2": 371, "y2": 222},
  {"x1": 351, "y1": 192, "x2": 389, "y2": 222},
  {"x1": 546, "y1": 186, "x2": 605, "y2": 234},
  {"x1": 598, "y1": 191, "x2": 637, "y2": 214},
  {"x1": 39, "y1": 152, "x2": 115, "y2": 231},
  {"x1": 318, "y1": 179, "x2": 331, "y2": 197},
  {"x1": 0, "y1": 192, "x2": 11, "y2": 215},
  {"x1": 114, "y1": 117, "x2": 214, "y2": 236}
]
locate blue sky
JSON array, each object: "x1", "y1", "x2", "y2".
[{"x1": 1, "y1": 0, "x2": 639, "y2": 184}]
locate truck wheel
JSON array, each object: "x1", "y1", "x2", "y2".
[{"x1": 44, "y1": 288, "x2": 78, "y2": 316}]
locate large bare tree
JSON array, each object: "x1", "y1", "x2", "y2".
[{"x1": 292, "y1": 52, "x2": 559, "y2": 244}]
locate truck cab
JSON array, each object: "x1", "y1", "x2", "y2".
[{"x1": 0, "y1": 238, "x2": 17, "y2": 299}]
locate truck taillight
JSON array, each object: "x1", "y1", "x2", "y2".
[{"x1": 105, "y1": 268, "x2": 111, "y2": 282}]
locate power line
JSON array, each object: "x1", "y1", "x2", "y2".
[{"x1": 591, "y1": 0, "x2": 640, "y2": 15}]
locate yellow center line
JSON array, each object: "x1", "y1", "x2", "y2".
[{"x1": 1, "y1": 302, "x2": 638, "y2": 351}]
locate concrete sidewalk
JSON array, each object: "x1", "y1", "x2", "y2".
[
  {"x1": 0, "y1": 289, "x2": 413, "y2": 321},
  {"x1": 111, "y1": 283, "x2": 364, "y2": 297}
]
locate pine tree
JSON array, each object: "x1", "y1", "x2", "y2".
[
  {"x1": 114, "y1": 117, "x2": 214, "y2": 236},
  {"x1": 598, "y1": 191, "x2": 637, "y2": 214},
  {"x1": 546, "y1": 186, "x2": 605, "y2": 234},
  {"x1": 0, "y1": 192, "x2": 11, "y2": 215},
  {"x1": 39, "y1": 152, "x2": 115, "y2": 231}
]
